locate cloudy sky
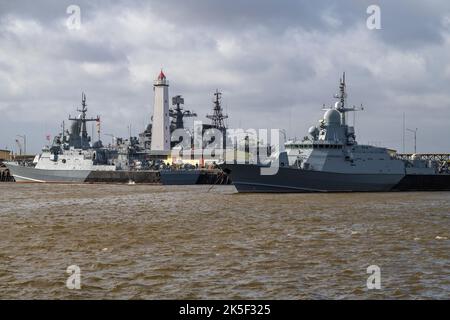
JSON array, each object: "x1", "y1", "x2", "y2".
[{"x1": 1, "y1": 0, "x2": 450, "y2": 153}]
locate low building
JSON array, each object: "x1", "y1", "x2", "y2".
[{"x1": 0, "y1": 149, "x2": 11, "y2": 161}]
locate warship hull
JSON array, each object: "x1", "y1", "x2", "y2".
[
  {"x1": 5, "y1": 163, "x2": 159, "y2": 183},
  {"x1": 393, "y1": 174, "x2": 450, "y2": 191},
  {"x1": 221, "y1": 163, "x2": 405, "y2": 193},
  {"x1": 6, "y1": 163, "x2": 90, "y2": 183},
  {"x1": 160, "y1": 170, "x2": 201, "y2": 185}
]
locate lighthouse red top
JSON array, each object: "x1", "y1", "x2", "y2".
[{"x1": 157, "y1": 70, "x2": 166, "y2": 80}]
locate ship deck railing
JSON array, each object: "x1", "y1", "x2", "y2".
[
  {"x1": 396, "y1": 153, "x2": 450, "y2": 162},
  {"x1": 286, "y1": 141, "x2": 344, "y2": 149}
]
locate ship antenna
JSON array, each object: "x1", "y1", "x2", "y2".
[
  {"x1": 334, "y1": 73, "x2": 364, "y2": 126},
  {"x1": 62, "y1": 120, "x2": 65, "y2": 144},
  {"x1": 82, "y1": 92, "x2": 87, "y2": 113},
  {"x1": 206, "y1": 89, "x2": 228, "y2": 130},
  {"x1": 340, "y1": 72, "x2": 346, "y2": 108},
  {"x1": 68, "y1": 92, "x2": 100, "y2": 149}
]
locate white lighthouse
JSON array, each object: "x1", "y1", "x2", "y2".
[{"x1": 150, "y1": 70, "x2": 171, "y2": 154}]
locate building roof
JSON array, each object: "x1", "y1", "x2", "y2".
[{"x1": 157, "y1": 69, "x2": 166, "y2": 80}]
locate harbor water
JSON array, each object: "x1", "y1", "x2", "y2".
[{"x1": 0, "y1": 184, "x2": 449, "y2": 299}]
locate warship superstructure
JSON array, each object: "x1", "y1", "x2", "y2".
[{"x1": 221, "y1": 74, "x2": 450, "y2": 192}]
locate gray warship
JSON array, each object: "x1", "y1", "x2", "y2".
[
  {"x1": 221, "y1": 74, "x2": 450, "y2": 192},
  {"x1": 5, "y1": 94, "x2": 161, "y2": 183},
  {"x1": 6, "y1": 94, "x2": 114, "y2": 182}
]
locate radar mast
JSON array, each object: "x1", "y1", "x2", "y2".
[
  {"x1": 206, "y1": 89, "x2": 228, "y2": 130},
  {"x1": 330, "y1": 73, "x2": 364, "y2": 126},
  {"x1": 170, "y1": 95, "x2": 197, "y2": 131},
  {"x1": 68, "y1": 93, "x2": 100, "y2": 149}
]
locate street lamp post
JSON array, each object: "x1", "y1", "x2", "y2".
[
  {"x1": 16, "y1": 134, "x2": 26, "y2": 155},
  {"x1": 406, "y1": 128, "x2": 418, "y2": 154},
  {"x1": 104, "y1": 133, "x2": 116, "y2": 146}
]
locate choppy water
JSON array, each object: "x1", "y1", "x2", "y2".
[{"x1": 0, "y1": 183, "x2": 449, "y2": 299}]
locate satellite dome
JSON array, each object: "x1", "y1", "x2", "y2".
[
  {"x1": 324, "y1": 109, "x2": 341, "y2": 125},
  {"x1": 334, "y1": 101, "x2": 343, "y2": 109},
  {"x1": 308, "y1": 126, "x2": 319, "y2": 137}
]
